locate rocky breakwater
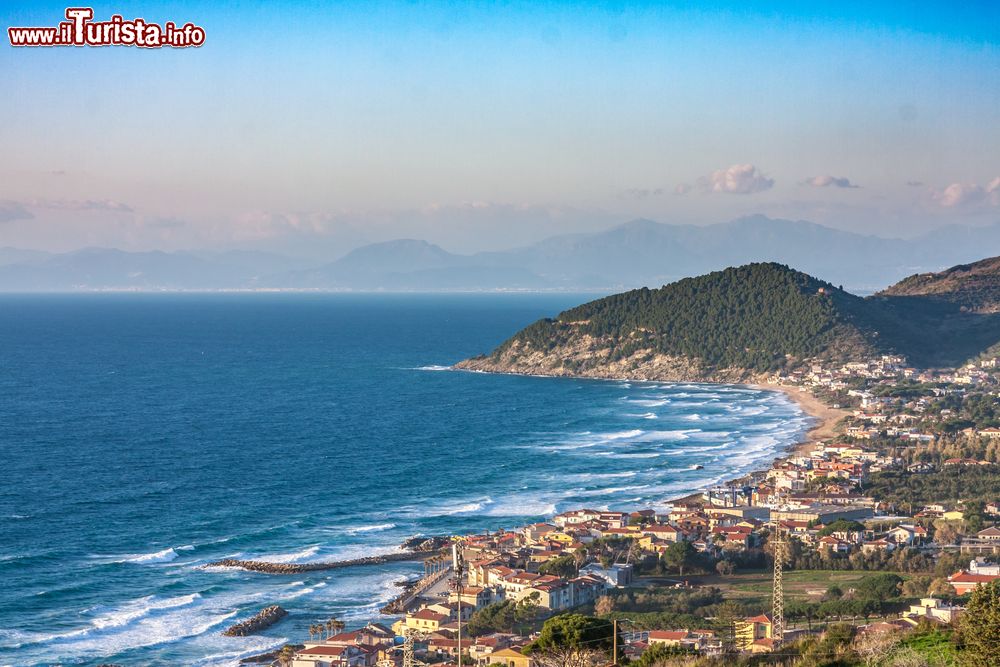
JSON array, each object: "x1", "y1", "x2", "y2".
[
  {"x1": 207, "y1": 551, "x2": 429, "y2": 574},
  {"x1": 400, "y1": 536, "x2": 451, "y2": 552},
  {"x1": 222, "y1": 605, "x2": 288, "y2": 637}
]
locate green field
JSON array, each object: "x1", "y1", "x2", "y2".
[{"x1": 638, "y1": 570, "x2": 909, "y2": 607}]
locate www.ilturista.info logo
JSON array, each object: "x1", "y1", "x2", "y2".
[{"x1": 8, "y1": 7, "x2": 205, "y2": 48}]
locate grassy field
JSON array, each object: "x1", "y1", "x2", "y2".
[{"x1": 637, "y1": 570, "x2": 909, "y2": 607}]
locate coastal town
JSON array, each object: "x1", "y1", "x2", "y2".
[{"x1": 247, "y1": 353, "x2": 1000, "y2": 667}]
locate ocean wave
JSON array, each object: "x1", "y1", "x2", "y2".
[
  {"x1": 194, "y1": 636, "x2": 289, "y2": 667},
  {"x1": 565, "y1": 471, "x2": 638, "y2": 482},
  {"x1": 253, "y1": 545, "x2": 321, "y2": 563},
  {"x1": 280, "y1": 581, "x2": 329, "y2": 601},
  {"x1": 414, "y1": 365, "x2": 452, "y2": 371},
  {"x1": 625, "y1": 398, "x2": 670, "y2": 407},
  {"x1": 117, "y1": 545, "x2": 195, "y2": 565},
  {"x1": 345, "y1": 522, "x2": 397, "y2": 534}
]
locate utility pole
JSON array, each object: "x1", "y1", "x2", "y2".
[
  {"x1": 402, "y1": 628, "x2": 429, "y2": 667},
  {"x1": 452, "y1": 541, "x2": 466, "y2": 667},
  {"x1": 612, "y1": 618, "x2": 618, "y2": 666},
  {"x1": 772, "y1": 496, "x2": 786, "y2": 646}
]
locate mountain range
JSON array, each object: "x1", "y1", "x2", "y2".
[
  {"x1": 2, "y1": 215, "x2": 1000, "y2": 292},
  {"x1": 457, "y1": 257, "x2": 1000, "y2": 380}
]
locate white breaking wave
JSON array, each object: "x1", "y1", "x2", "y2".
[
  {"x1": 345, "y1": 522, "x2": 397, "y2": 534},
  {"x1": 415, "y1": 365, "x2": 452, "y2": 371},
  {"x1": 254, "y1": 545, "x2": 321, "y2": 563},
  {"x1": 117, "y1": 545, "x2": 194, "y2": 565}
]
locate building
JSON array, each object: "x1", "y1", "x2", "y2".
[
  {"x1": 647, "y1": 630, "x2": 702, "y2": 651},
  {"x1": 491, "y1": 647, "x2": 535, "y2": 667},
  {"x1": 902, "y1": 598, "x2": 965, "y2": 625},
  {"x1": 969, "y1": 558, "x2": 1000, "y2": 576},
  {"x1": 976, "y1": 526, "x2": 1000, "y2": 541},
  {"x1": 579, "y1": 563, "x2": 633, "y2": 587},
  {"x1": 734, "y1": 614, "x2": 772, "y2": 652},
  {"x1": 771, "y1": 504, "x2": 873, "y2": 524},
  {"x1": 948, "y1": 571, "x2": 1000, "y2": 595},
  {"x1": 292, "y1": 645, "x2": 367, "y2": 667}
]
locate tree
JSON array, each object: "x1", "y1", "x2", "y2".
[
  {"x1": 714, "y1": 600, "x2": 742, "y2": 650},
  {"x1": 933, "y1": 520, "x2": 962, "y2": 545},
  {"x1": 529, "y1": 647, "x2": 607, "y2": 667},
  {"x1": 594, "y1": 595, "x2": 615, "y2": 616},
  {"x1": 902, "y1": 576, "x2": 932, "y2": 597},
  {"x1": 715, "y1": 560, "x2": 735, "y2": 576},
  {"x1": 628, "y1": 642, "x2": 695, "y2": 667},
  {"x1": 959, "y1": 581, "x2": 1000, "y2": 667},
  {"x1": 526, "y1": 614, "x2": 615, "y2": 654},
  {"x1": 856, "y1": 573, "x2": 903, "y2": 604},
  {"x1": 467, "y1": 600, "x2": 519, "y2": 636},
  {"x1": 277, "y1": 644, "x2": 297, "y2": 667},
  {"x1": 928, "y1": 578, "x2": 956, "y2": 597},
  {"x1": 662, "y1": 540, "x2": 696, "y2": 577},
  {"x1": 824, "y1": 584, "x2": 844, "y2": 601},
  {"x1": 539, "y1": 555, "x2": 577, "y2": 578},
  {"x1": 515, "y1": 592, "x2": 541, "y2": 634},
  {"x1": 818, "y1": 519, "x2": 866, "y2": 536},
  {"x1": 852, "y1": 629, "x2": 901, "y2": 667}
]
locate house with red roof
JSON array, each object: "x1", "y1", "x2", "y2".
[{"x1": 948, "y1": 570, "x2": 1000, "y2": 595}]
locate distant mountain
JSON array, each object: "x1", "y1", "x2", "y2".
[
  {"x1": 275, "y1": 239, "x2": 550, "y2": 289},
  {"x1": 879, "y1": 256, "x2": 1000, "y2": 314},
  {"x1": 1, "y1": 216, "x2": 1000, "y2": 291},
  {"x1": 457, "y1": 260, "x2": 1000, "y2": 379},
  {"x1": 474, "y1": 215, "x2": 1000, "y2": 291}
]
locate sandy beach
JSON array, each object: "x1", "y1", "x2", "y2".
[{"x1": 753, "y1": 383, "x2": 850, "y2": 454}]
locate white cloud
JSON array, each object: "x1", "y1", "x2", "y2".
[
  {"x1": 702, "y1": 164, "x2": 774, "y2": 194},
  {"x1": 802, "y1": 175, "x2": 859, "y2": 189},
  {"x1": 933, "y1": 178, "x2": 1000, "y2": 208}
]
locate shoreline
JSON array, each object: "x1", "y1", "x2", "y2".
[
  {"x1": 452, "y1": 365, "x2": 845, "y2": 503},
  {"x1": 752, "y1": 383, "x2": 849, "y2": 455}
]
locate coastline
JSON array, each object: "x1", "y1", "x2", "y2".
[
  {"x1": 453, "y1": 365, "x2": 846, "y2": 503},
  {"x1": 753, "y1": 383, "x2": 848, "y2": 455}
]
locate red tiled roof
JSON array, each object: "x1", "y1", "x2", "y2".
[
  {"x1": 298, "y1": 646, "x2": 348, "y2": 656},
  {"x1": 949, "y1": 572, "x2": 999, "y2": 583}
]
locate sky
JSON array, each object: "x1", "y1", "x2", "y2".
[{"x1": 1, "y1": 1, "x2": 998, "y2": 259}]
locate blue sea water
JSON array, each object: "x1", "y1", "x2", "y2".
[{"x1": 0, "y1": 294, "x2": 810, "y2": 666}]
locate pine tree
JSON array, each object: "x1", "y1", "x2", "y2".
[{"x1": 960, "y1": 581, "x2": 1000, "y2": 667}]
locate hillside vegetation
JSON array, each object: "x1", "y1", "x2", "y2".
[
  {"x1": 880, "y1": 255, "x2": 1000, "y2": 313},
  {"x1": 457, "y1": 261, "x2": 1000, "y2": 380}
]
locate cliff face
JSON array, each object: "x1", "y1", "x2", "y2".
[
  {"x1": 455, "y1": 334, "x2": 756, "y2": 383},
  {"x1": 455, "y1": 343, "x2": 763, "y2": 383}
]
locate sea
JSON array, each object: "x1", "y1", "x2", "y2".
[{"x1": 0, "y1": 293, "x2": 811, "y2": 666}]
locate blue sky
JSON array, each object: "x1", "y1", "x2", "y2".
[{"x1": 1, "y1": 1, "x2": 998, "y2": 257}]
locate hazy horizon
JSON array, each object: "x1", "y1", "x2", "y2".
[{"x1": 2, "y1": 2, "x2": 998, "y2": 260}]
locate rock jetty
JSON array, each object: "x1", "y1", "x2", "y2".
[
  {"x1": 207, "y1": 550, "x2": 429, "y2": 574},
  {"x1": 400, "y1": 536, "x2": 451, "y2": 552},
  {"x1": 222, "y1": 605, "x2": 288, "y2": 637}
]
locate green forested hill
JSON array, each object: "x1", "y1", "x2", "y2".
[
  {"x1": 879, "y1": 255, "x2": 1000, "y2": 313},
  {"x1": 460, "y1": 262, "x2": 1000, "y2": 379}
]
